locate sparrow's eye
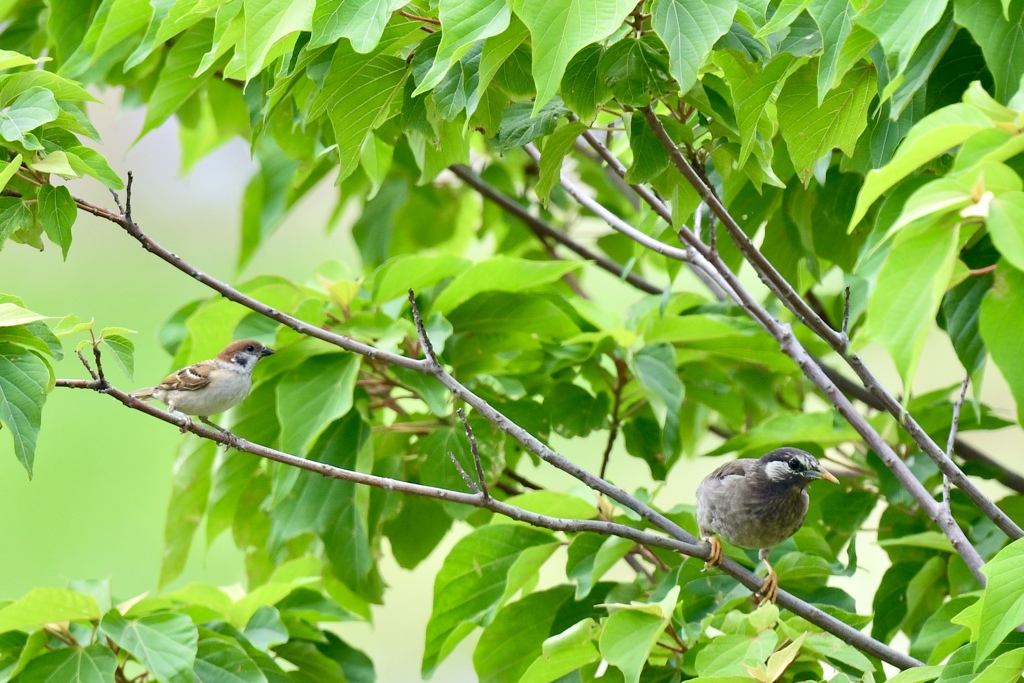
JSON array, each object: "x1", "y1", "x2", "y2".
[
  {"x1": 788, "y1": 458, "x2": 802, "y2": 471},
  {"x1": 245, "y1": 344, "x2": 255, "y2": 352}
]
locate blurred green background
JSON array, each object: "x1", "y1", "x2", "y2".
[{"x1": 2, "y1": 92, "x2": 1023, "y2": 681}]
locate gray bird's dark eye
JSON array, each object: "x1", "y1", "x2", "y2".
[
  {"x1": 246, "y1": 344, "x2": 255, "y2": 352},
  {"x1": 788, "y1": 459, "x2": 801, "y2": 471}
]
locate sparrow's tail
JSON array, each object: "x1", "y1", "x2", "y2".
[{"x1": 130, "y1": 387, "x2": 155, "y2": 400}]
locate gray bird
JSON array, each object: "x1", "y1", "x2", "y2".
[{"x1": 696, "y1": 447, "x2": 839, "y2": 604}]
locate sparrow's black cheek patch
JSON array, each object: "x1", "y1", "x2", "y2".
[{"x1": 235, "y1": 356, "x2": 249, "y2": 367}]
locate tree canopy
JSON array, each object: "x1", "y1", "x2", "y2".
[{"x1": 2, "y1": 0, "x2": 1024, "y2": 681}]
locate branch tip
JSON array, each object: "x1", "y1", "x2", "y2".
[
  {"x1": 408, "y1": 289, "x2": 438, "y2": 366},
  {"x1": 458, "y1": 407, "x2": 489, "y2": 500}
]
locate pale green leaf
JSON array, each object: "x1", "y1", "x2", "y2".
[
  {"x1": 0, "y1": 153, "x2": 21, "y2": 193},
  {"x1": 653, "y1": 0, "x2": 737, "y2": 95},
  {"x1": 975, "y1": 538, "x2": 1024, "y2": 666},
  {"x1": 855, "y1": 0, "x2": 947, "y2": 76},
  {"x1": 422, "y1": 524, "x2": 555, "y2": 677},
  {"x1": 503, "y1": 491, "x2": 598, "y2": 519},
  {"x1": 777, "y1": 62, "x2": 875, "y2": 184},
  {"x1": 140, "y1": 21, "x2": 215, "y2": 137},
  {"x1": 415, "y1": 0, "x2": 511, "y2": 93},
  {"x1": 432, "y1": 256, "x2": 581, "y2": 313},
  {"x1": 519, "y1": 619, "x2": 600, "y2": 683},
  {"x1": 0, "y1": 87, "x2": 58, "y2": 145},
  {"x1": 242, "y1": 0, "x2": 314, "y2": 81},
  {"x1": 99, "y1": 610, "x2": 198, "y2": 683},
  {"x1": 309, "y1": 0, "x2": 408, "y2": 52},
  {"x1": 511, "y1": 0, "x2": 636, "y2": 114},
  {"x1": 0, "y1": 587, "x2": 99, "y2": 632},
  {"x1": 100, "y1": 333, "x2": 134, "y2": 379},
  {"x1": 864, "y1": 221, "x2": 960, "y2": 387},
  {"x1": 17, "y1": 645, "x2": 116, "y2": 683},
  {"x1": 809, "y1": 0, "x2": 855, "y2": 102},
  {"x1": 850, "y1": 103, "x2": 993, "y2": 228},
  {"x1": 309, "y1": 43, "x2": 408, "y2": 182},
  {"x1": 987, "y1": 191, "x2": 1024, "y2": 272},
  {"x1": 537, "y1": 120, "x2": 587, "y2": 202}
]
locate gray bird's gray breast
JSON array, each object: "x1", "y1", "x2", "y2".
[{"x1": 697, "y1": 477, "x2": 809, "y2": 550}]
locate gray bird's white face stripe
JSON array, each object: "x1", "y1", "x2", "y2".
[{"x1": 765, "y1": 460, "x2": 793, "y2": 481}]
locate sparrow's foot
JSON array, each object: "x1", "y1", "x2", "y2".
[
  {"x1": 702, "y1": 536, "x2": 722, "y2": 572},
  {"x1": 199, "y1": 416, "x2": 239, "y2": 449},
  {"x1": 756, "y1": 549, "x2": 778, "y2": 605},
  {"x1": 178, "y1": 417, "x2": 192, "y2": 434}
]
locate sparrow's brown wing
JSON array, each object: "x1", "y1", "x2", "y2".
[{"x1": 156, "y1": 360, "x2": 217, "y2": 392}]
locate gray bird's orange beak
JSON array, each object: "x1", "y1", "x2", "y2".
[{"x1": 810, "y1": 466, "x2": 839, "y2": 484}]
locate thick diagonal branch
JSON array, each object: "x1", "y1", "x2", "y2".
[
  {"x1": 531, "y1": 141, "x2": 987, "y2": 581},
  {"x1": 55, "y1": 377, "x2": 922, "y2": 670},
  {"x1": 637, "y1": 107, "x2": 1022, "y2": 541}
]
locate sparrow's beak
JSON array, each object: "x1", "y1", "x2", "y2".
[
  {"x1": 810, "y1": 466, "x2": 839, "y2": 484},
  {"x1": 261, "y1": 346, "x2": 275, "y2": 356}
]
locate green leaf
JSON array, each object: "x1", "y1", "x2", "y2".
[
  {"x1": 537, "y1": 120, "x2": 588, "y2": 203},
  {"x1": 276, "y1": 353, "x2": 360, "y2": 454},
  {"x1": 503, "y1": 491, "x2": 598, "y2": 519},
  {"x1": 597, "y1": 34, "x2": 673, "y2": 107},
  {"x1": 599, "y1": 590, "x2": 679, "y2": 683},
  {"x1": 864, "y1": 221, "x2": 960, "y2": 387},
  {"x1": 0, "y1": 50, "x2": 41, "y2": 71},
  {"x1": 473, "y1": 586, "x2": 574, "y2": 683},
  {"x1": 510, "y1": 0, "x2": 636, "y2": 114},
  {"x1": 543, "y1": 382, "x2": 609, "y2": 436},
  {"x1": 0, "y1": 198, "x2": 32, "y2": 246},
  {"x1": 850, "y1": 103, "x2": 993, "y2": 228},
  {"x1": 885, "y1": 667, "x2": 943, "y2": 683},
  {"x1": 0, "y1": 153, "x2": 22, "y2": 193},
  {"x1": 271, "y1": 413, "x2": 379, "y2": 600},
  {"x1": 625, "y1": 114, "x2": 669, "y2": 183},
  {"x1": 980, "y1": 264, "x2": 1024, "y2": 425},
  {"x1": 973, "y1": 647, "x2": 1024, "y2": 683},
  {"x1": 0, "y1": 343, "x2": 49, "y2": 477},
  {"x1": 383, "y1": 495, "x2": 453, "y2": 570},
  {"x1": 808, "y1": 0, "x2": 855, "y2": 102},
  {"x1": 567, "y1": 534, "x2": 633, "y2": 598},
  {"x1": 432, "y1": 256, "x2": 581, "y2": 313},
  {"x1": 987, "y1": 192, "x2": 1024, "y2": 272},
  {"x1": 422, "y1": 524, "x2": 556, "y2": 677},
  {"x1": 100, "y1": 610, "x2": 198, "y2": 683},
  {"x1": 855, "y1": 0, "x2": 947, "y2": 76},
  {"x1": 715, "y1": 51, "x2": 798, "y2": 167},
  {"x1": 159, "y1": 438, "x2": 216, "y2": 587},
  {"x1": 308, "y1": 42, "x2": 408, "y2": 182},
  {"x1": 241, "y1": 0, "x2": 313, "y2": 81},
  {"x1": 36, "y1": 185, "x2": 76, "y2": 260},
  {"x1": 0, "y1": 86, "x2": 58, "y2": 146},
  {"x1": 633, "y1": 343, "x2": 684, "y2": 461},
  {"x1": 140, "y1": 21, "x2": 216, "y2": 137},
  {"x1": 519, "y1": 618, "x2": 601, "y2": 683},
  {"x1": 0, "y1": 303, "x2": 46, "y2": 327},
  {"x1": 17, "y1": 645, "x2": 116, "y2": 683},
  {"x1": 940, "y1": 272, "x2": 991, "y2": 376},
  {"x1": 694, "y1": 631, "x2": 778, "y2": 676},
  {"x1": 0, "y1": 587, "x2": 100, "y2": 632},
  {"x1": 374, "y1": 254, "x2": 473, "y2": 304},
  {"x1": 653, "y1": 0, "x2": 737, "y2": 95},
  {"x1": 954, "y1": 0, "x2": 1024, "y2": 102},
  {"x1": 494, "y1": 98, "x2": 569, "y2": 151},
  {"x1": 193, "y1": 629, "x2": 267, "y2": 683},
  {"x1": 975, "y1": 537, "x2": 1024, "y2": 666},
  {"x1": 100, "y1": 333, "x2": 134, "y2": 380},
  {"x1": 309, "y1": 0, "x2": 407, "y2": 52},
  {"x1": 777, "y1": 62, "x2": 875, "y2": 184},
  {"x1": 560, "y1": 44, "x2": 610, "y2": 120},
  {"x1": 415, "y1": 0, "x2": 511, "y2": 94}
]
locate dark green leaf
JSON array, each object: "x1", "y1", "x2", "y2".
[
  {"x1": 494, "y1": 99, "x2": 569, "y2": 151},
  {"x1": 36, "y1": 185, "x2": 76, "y2": 260},
  {"x1": 0, "y1": 342, "x2": 49, "y2": 477}
]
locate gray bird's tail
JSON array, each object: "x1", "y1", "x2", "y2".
[{"x1": 130, "y1": 387, "x2": 155, "y2": 400}]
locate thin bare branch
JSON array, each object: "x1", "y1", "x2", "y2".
[
  {"x1": 407, "y1": 289, "x2": 439, "y2": 367},
  {"x1": 448, "y1": 451, "x2": 480, "y2": 493},
  {"x1": 945, "y1": 377, "x2": 971, "y2": 513},
  {"x1": 457, "y1": 407, "x2": 488, "y2": 500},
  {"x1": 842, "y1": 285, "x2": 851, "y2": 342},
  {"x1": 450, "y1": 164, "x2": 663, "y2": 295},
  {"x1": 55, "y1": 376, "x2": 923, "y2": 670}
]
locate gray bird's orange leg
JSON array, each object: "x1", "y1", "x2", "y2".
[
  {"x1": 702, "y1": 536, "x2": 722, "y2": 572},
  {"x1": 757, "y1": 548, "x2": 778, "y2": 605}
]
